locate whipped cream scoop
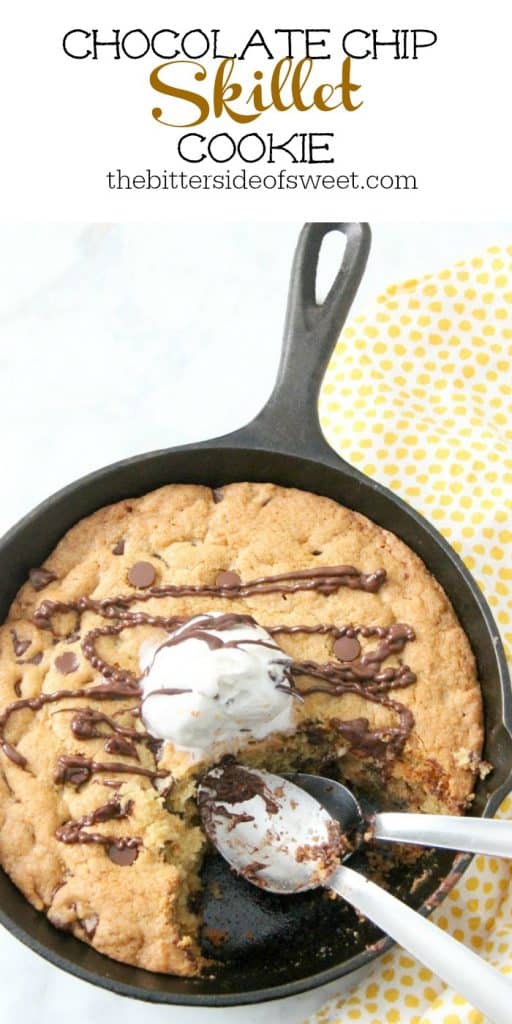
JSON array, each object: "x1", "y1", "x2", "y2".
[{"x1": 139, "y1": 614, "x2": 295, "y2": 759}]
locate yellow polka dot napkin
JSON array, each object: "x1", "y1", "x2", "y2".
[{"x1": 311, "y1": 245, "x2": 512, "y2": 1024}]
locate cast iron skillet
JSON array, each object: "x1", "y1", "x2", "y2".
[{"x1": 0, "y1": 223, "x2": 511, "y2": 1006}]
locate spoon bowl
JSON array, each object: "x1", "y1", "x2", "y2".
[
  {"x1": 198, "y1": 762, "x2": 344, "y2": 894},
  {"x1": 283, "y1": 772, "x2": 364, "y2": 844},
  {"x1": 198, "y1": 761, "x2": 512, "y2": 1024}
]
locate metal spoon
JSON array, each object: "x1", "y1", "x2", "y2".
[
  {"x1": 198, "y1": 763, "x2": 512, "y2": 1024},
  {"x1": 285, "y1": 772, "x2": 512, "y2": 858}
]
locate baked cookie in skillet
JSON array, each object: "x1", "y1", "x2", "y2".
[{"x1": 0, "y1": 483, "x2": 483, "y2": 975}]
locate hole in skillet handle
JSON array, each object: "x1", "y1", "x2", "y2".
[{"x1": 315, "y1": 231, "x2": 348, "y2": 305}]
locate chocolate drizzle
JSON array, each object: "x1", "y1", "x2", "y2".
[
  {"x1": 201, "y1": 760, "x2": 279, "y2": 815},
  {"x1": 103, "y1": 735, "x2": 139, "y2": 759},
  {"x1": 55, "y1": 797, "x2": 141, "y2": 865},
  {"x1": 53, "y1": 755, "x2": 167, "y2": 789},
  {"x1": 198, "y1": 760, "x2": 279, "y2": 841},
  {"x1": 56, "y1": 796, "x2": 132, "y2": 837},
  {"x1": 1, "y1": 565, "x2": 417, "y2": 768},
  {"x1": 33, "y1": 563, "x2": 387, "y2": 631},
  {"x1": 10, "y1": 630, "x2": 31, "y2": 657},
  {"x1": 66, "y1": 706, "x2": 158, "y2": 758},
  {"x1": 0, "y1": 560, "x2": 418, "y2": 866},
  {"x1": 211, "y1": 805, "x2": 255, "y2": 831},
  {"x1": 0, "y1": 679, "x2": 142, "y2": 769},
  {"x1": 332, "y1": 718, "x2": 396, "y2": 759}
]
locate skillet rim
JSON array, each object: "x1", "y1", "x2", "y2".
[{"x1": 0, "y1": 440, "x2": 510, "y2": 1006}]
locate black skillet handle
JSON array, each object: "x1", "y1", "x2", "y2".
[{"x1": 240, "y1": 222, "x2": 371, "y2": 462}]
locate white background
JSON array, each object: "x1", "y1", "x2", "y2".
[
  {"x1": 1, "y1": 0, "x2": 511, "y2": 220},
  {"x1": 0, "y1": 221, "x2": 511, "y2": 1024}
]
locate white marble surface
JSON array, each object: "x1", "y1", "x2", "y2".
[{"x1": 1, "y1": 222, "x2": 511, "y2": 1024}]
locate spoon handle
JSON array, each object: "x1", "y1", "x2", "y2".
[
  {"x1": 374, "y1": 812, "x2": 512, "y2": 857},
  {"x1": 329, "y1": 864, "x2": 511, "y2": 1024}
]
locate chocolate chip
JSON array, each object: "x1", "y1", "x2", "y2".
[
  {"x1": 112, "y1": 539, "x2": 125, "y2": 555},
  {"x1": 212, "y1": 489, "x2": 224, "y2": 504},
  {"x1": 215, "y1": 571, "x2": 241, "y2": 589},
  {"x1": 107, "y1": 843, "x2": 139, "y2": 866},
  {"x1": 29, "y1": 568, "x2": 58, "y2": 591},
  {"x1": 334, "y1": 636, "x2": 361, "y2": 662},
  {"x1": 54, "y1": 757, "x2": 92, "y2": 788},
  {"x1": 67, "y1": 768, "x2": 90, "y2": 788},
  {"x1": 27, "y1": 652, "x2": 43, "y2": 665},
  {"x1": 127, "y1": 561, "x2": 156, "y2": 588},
  {"x1": 10, "y1": 630, "x2": 31, "y2": 657},
  {"x1": 55, "y1": 652, "x2": 79, "y2": 675},
  {"x1": 304, "y1": 725, "x2": 327, "y2": 746},
  {"x1": 103, "y1": 735, "x2": 138, "y2": 759}
]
